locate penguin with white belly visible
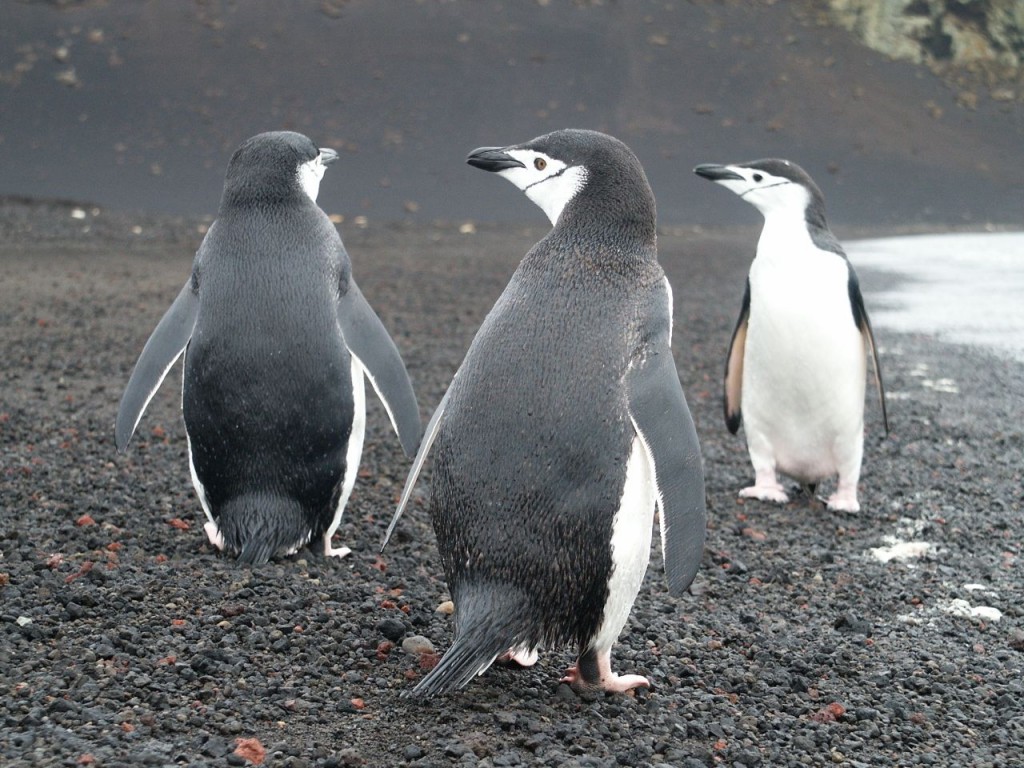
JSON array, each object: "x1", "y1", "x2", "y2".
[
  {"x1": 384, "y1": 129, "x2": 707, "y2": 697},
  {"x1": 116, "y1": 131, "x2": 422, "y2": 564},
  {"x1": 694, "y1": 158, "x2": 888, "y2": 512}
]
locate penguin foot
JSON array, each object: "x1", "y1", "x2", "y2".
[
  {"x1": 323, "y1": 543, "x2": 352, "y2": 559},
  {"x1": 560, "y1": 664, "x2": 650, "y2": 693},
  {"x1": 561, "y1": 650, "x2": 651, "y2": 693},
  {"x1": 203, "y1": 521, "x2": 226, "y2": 551},
  {"x1": 498, "y1": 646, "x2": 539, "y2": 668},
  {"x1": 826, "y1": 491, "x2": 860, "y2": 513},
  {"x1": 739, "y1": 484, "x2": 789, "y2": 504}
]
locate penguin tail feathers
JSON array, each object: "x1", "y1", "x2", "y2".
[
  {"x1": 217, "y1": 493, "x2": 311, "y2": 566},
  {"x1": 410, "y1": 582, "x2": 530, "y2": 699}
]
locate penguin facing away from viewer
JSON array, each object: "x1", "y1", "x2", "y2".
[
  {"x1": 693, "y1": 159, "x2": 888, "y2": 512},
  {"x1": 383, "y1": 129, "x2": 707, "y2": 697},
  {"x1": 115, "y1": 131, "x2": 422, "y2": 564}
]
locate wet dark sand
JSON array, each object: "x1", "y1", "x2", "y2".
[
  {"x1": 1, "y1": 203, "x2": 1022, "y2": 766},
  {"x1": 3, "y1": 2, "x2": 1023, "y2": 228}
]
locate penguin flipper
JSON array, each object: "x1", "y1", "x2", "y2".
[
  {"x1": 115, "y1": 278, "x2": 198, "y2": 451},
  {"x1": 380, "y1": 385, "x2": 451, "y2": 552},
  {"x1": 847, "y1": 269, "x2": 889, "y2": 434},
  {"x1": 627, "y1": 347, "x2": 707, "y2": 598},
  {"x1": 724, "y1": 278, "x2": 750, "y2": 435},
  {"x1": 337, "y1": 280, "x2": 422, "y2": 456}
]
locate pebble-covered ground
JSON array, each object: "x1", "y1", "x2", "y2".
[{"x1": 1, "y1": 201, "x2": 1022, "y2": 767}]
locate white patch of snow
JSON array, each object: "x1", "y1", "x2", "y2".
[
  {"x1": 940, "y1": 599, "x2": 1002, "y2": 623},
  {"x1": 870, "y1": 538, "x2": 931, "y2": 563}
]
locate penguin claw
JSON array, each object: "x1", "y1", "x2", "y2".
[{"x1": 738, "y1": 484, "x2": 789, "y2": 504}]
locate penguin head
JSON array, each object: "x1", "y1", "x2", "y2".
[
  {"x1": 221, "y1": 131, "x2": 339, "y2": 208},
  {"x1": 467, "y1": 129, "x2": 655, "y2": 238},
  {"x1": 694, "y1": 159, "x2": 825, "y2": 220}
]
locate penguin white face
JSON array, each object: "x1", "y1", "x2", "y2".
[
  {"x1": 500, "y1": 149, "x2": 589, "y2": 226},
  {"x1": 694, "y1": 162, "x2": 812, "y2": 217},
  {"x1": 467, "y1": 146, "x2": 588, "y2": 226},
  {"x1": 296, "y1": 148, "x2": 339, "y2": 203}
]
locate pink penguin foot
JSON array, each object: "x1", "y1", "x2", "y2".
[
  {"x1": 826, "y1": 488, "x2": 860, "y2": 513},
  {"x1": 322, "y1": 534, "x2": 352, "y2": 559},
  {"x1": 561, "y1": 649, "x2": 650, "y2": 693},
  {"x1": 739, "y1": 483, "x2": 789, "y2": 504},
  {"x1": 498, "y1": 646, "x2": 539, "y2": 668},
  {"x1": 204, "y1": 521, "x2": 225, "y2": 551}
]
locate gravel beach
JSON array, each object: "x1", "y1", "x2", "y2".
[{"x1": 1, "y1": 201, "x2": 1022, "y2": 767}]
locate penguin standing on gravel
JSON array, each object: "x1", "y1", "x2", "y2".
[
  {"x1": 383, "y1": 129, "x2": 706, "y2": 697},
  {"x1": 694, "y1": 159, "x2": 888, "y2": 512},
  {"x1": 115, "y1": 131, "x2": 421, "y2": 564}
]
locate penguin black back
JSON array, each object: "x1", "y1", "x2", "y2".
[
  {"x1": 116, "y1": 130, "x2": 422, "y2": 565},
  {"x1": 390, "y1": 129, "x2": 706, "y2": 696}
]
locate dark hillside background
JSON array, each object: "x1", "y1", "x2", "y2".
[{"x1": 2, "y1": 1, "x2": 1022, "y2": 227}]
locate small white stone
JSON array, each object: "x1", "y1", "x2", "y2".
[{"x1": 401, "y1": 635, "x2": 435, "y2": 655}]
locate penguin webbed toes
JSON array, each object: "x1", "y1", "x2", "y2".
[
  {"x1": 562, "y1": 649, "x2": 651, "y2": 694},
  {"x1": 825, "y1": 490, "x2": 861, "y2": 514},
  {"x1": 738, "y1": 484, "x2": 789, "y2": 504}
]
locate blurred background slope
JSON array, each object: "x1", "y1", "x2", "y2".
[{"x1": 1, "y1": 0, "x2": 1021, "y2": 227}]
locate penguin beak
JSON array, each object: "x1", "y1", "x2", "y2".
[
  {"x1": 319, "y1": 148, "x2": 340, "y2": 166},
  {"x1": 467, "y1": 147, "x2": 526, "y2": 173},
  {"x1": 693, "y1": 164, "x2": 744, "y2": 182}
]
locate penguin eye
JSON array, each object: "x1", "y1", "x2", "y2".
[
  {"x1": 752, "y1": 173, "x2": 763, "y2": 182},
  {"x1": 534, "y1": 157, "x2": 547, "y2": 171}
]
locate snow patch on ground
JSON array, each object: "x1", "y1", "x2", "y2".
[
  {"x1": 869, "y1": 518, "x2": 932, "y2": 564},
  {"x1": 847, "y1": 233, "x2": 1024, "y2": 363},
  {"x1": 870, "y1": 538, "x2": 931, "y2": 563},
  {"x1": 940, "y1": 599, "x2": 1003, "y2": 623},
  {"x1": 899, "y1": 584, "x2": 1004, "y2": 626}
]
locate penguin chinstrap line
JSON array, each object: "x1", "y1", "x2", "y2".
[
  {"x1": 694, "y1": 159, "x2": 889, "y2": 513},
  {"x1": 383, "y1": 129, "x2": 707, "y2": 697},
  {"x1": 115, "y1": 131, "x2": 422, "y2": 565}
]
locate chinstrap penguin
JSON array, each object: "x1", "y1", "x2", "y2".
[
  {"x1": 116, "y1": 130, "x2": 422, "y2": 564},
  {"x1": 384, "y1": 129, "x2": 707, "y2": 697},
  {"x1": 694, "y1": 158, "x2": 888, "y2": 512}
]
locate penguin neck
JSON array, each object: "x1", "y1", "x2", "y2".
[
  {"x1": 550, "y1": 183, "x2": 657, "y2": 252},
  {"x1": 220, "y1": 177, "x2": 308, "y2": 213},
  {"x1": 539, "y1": 215, "x2": 658, "y2": 278},
  {"x1": 756, "y1": 206, "x2": 845, "y2": 267},
  {"x1": 756, "y1": 207, "x2": 817, "y2": 262}
]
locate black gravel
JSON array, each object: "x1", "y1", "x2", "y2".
[{"x1": 1, "y1": 203, "x2": 1022, "y2": 767}]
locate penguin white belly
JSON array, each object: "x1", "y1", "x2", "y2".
[
  {"x1": 322, "y1": 354, "x2": 366, "y2": 558},
  {"x1": 180, "y1": 359, "x2": 225, "y2": 550},
  {"x1": 743, "y1": 249, "x2": 866, "y2": 482},
  {"x1": 590, "y1": 436, "x2": 657, "y2": 654}
]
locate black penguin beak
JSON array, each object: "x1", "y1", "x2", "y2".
[
  {"x1": 693, "y1": 164, "x2": 744, "y2": 182},
  {"x1": 467, "y1": 147, "x2": 526, "y2": 173},
  {"x1": 319, "y1": 148, "x2": 340, "y2": 166}
]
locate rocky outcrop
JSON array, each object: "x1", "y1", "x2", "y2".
[{"x1": 829, "y1": 0, "x2": 1024, "y2": 69}]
